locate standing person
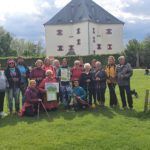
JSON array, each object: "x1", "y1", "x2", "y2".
[
  {"x1": 0, "y1": 64, "x2": 7, "y2": 117},
  {"x1": 90, "y1": 59, "x2": 97, "y2": 106},
  {"x1": 95, "y1": 61, "x2": 107, "y2": 107},
  {"x1": 58, "y1": 58, "x2": 72, "y2": 109},
  {"x1": 42, "y1": 57, "x2": 56, "y2": 79},
  {"x1": 79, "y1": 63, "x2": 93, "y2": 106},
  {"x1": 5, "y1": 59, "x2": 21, "y2": 114},
  {"x1": 53, "y1": 59, "x2": 60, "y2": 82},
  {"x1": 116, "y1": 56, "x2": 133, "y2": 109},
  {"x1": 71, "y1": 60, "x2": 83, "y2": 82},
  {"x1": 16, "y1": 56, "x2": 30, "y2": 105},
  {"x1": 30, "y1": 59, "x2": 45, "y2": 86},
  {"x1": 105, "y1": 56, "x2": 118, "y2": 107}
]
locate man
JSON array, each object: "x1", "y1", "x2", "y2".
[{"x1": 116, "y1": 56, "x2": 133, "y2": 109}]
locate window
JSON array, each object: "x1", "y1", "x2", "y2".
[
  {"x1": 93, "y1": 28, "x2": 95, "y2": 34},
  {"x1": 93, "y1": 37, "x2": 96, "y2": 43},
  {"x1": 106, "y1": 29, "x2": 112, "y2": 34},
  {"x1": 77, "y1": 28, "x2": 80, "y2": 34},
  {"x1": 57, "y1": 30, "x2": 63, "y2": 35},
  {"x1": 57, "y1": 45, "x2": 63, "y2": 51},
  {"x1": 77, "y1": 39, "x2": 81, "y2": 45},
  {"x1": 108, "y1": 44, "x2": 112, "y2": 50},
  {"x1": 97, "y1": 44, "x2": 102, "y2": 50},
  {"x1": 69, "y1": 45, "x2": 74, "y2": 51}
]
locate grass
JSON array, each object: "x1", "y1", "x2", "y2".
[{"x1": 0, "y1": 70, "x2": 150, "y2": 150}]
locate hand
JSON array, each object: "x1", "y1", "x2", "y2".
[
  {"x1": 86, "y1": 79, "x2": 91, "y2": 83},
  {"x1": 96, "y1": 77, "x2": 100, "y2": 81},
  {"x1": 38, "y1": 99, "x2": 42, "y2": 102},
  {"x1": 120, "y1": 75, "x2": 124, "y2": 79}
]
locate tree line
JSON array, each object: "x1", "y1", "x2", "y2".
[
  {"x1": 0, "y1": 26, "x2": 150, "y2": 67},
  {"x1": 0, "y1": 26, "x2": 44, "y2": 57}
]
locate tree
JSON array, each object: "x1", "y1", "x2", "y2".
[
  {"x1": 142, "y1": 35, "x2": 150, "y2": 67},
  {"x1": 0, "y1": 27, "x2": 14, "y2": 56},
  {"x1": 125, "y1": 39, "x2": 143, "y2": 67}
]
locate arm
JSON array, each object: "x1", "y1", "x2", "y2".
[
  {"x1": 38, "y1": 79, "x2": 46, "y2": 93},
  {"x1": 123, "y1": 64, "x2": 133, "y2": 78}
]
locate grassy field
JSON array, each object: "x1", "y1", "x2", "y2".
[{"x1": 0, "y1": 70, "x2": 150, "y2": 150}]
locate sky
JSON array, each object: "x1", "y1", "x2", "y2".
[{"x1": 0, "y1": 0, "x2": 150, "y2": 46}]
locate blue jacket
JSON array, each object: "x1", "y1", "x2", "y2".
[{"x1": 73, "y1": 86, "x2": 86, "y2": 100}]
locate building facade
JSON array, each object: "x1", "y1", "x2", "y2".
[{"x1": 44, "y1": 0, "x2": 124, "y2": 56}]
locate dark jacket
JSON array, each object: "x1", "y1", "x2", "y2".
[
  {"x1": 79, "y1": 72, "x2": 92, "y2": 90},
  {"x1": 94, "y1": 69, "x2": 107, "y2": 89},
  {"x1": 116, "y1": 63, "x2": 133, "y2": 86},
  {"x1": 5, "y1": 67, "x2": 21, "y2": 88}
]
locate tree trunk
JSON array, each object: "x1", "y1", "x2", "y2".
[{"x1": 136, "y1": 51, "x2": 140, "y2": 67}]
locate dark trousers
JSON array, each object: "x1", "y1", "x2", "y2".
[
  {"x1": 108, "y1": 83, "x2": 118, "y2": 106},
  {"x1": 97, "y1": 88, "x2": 106, "y2": 106},
  {"x1": 0, "y1": 91, "x2": 5, "y2": 112},
  {"x1": 119, "y1": 85, "x2": 133, "y2": 108}
]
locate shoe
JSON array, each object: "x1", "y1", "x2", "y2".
[{"x1": 0, "y1": 112, "x2": 8, "y2": 117}]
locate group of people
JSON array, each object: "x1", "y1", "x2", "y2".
[{"x1": 0, "y1": 55, "x2": 133, "y2": 117}]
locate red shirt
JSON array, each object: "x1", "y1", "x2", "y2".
[{"x1": 71, "y1": 67, "x2": 83, "y2": 81}]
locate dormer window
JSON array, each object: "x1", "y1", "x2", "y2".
[
  {"x1": 106, "y1": 29, "x2": 112, "y2": 34},
  {"x1": 57, "y1": 30, "x2": 63, "y2": 35}
]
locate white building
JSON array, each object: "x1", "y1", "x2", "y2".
[{"x1": 44, "y1": 0, "x2": 124, "y2": 56}]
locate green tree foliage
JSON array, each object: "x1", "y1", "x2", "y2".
[
  {"x1": 124, "y1": 39, "x2": 143, "y2": 67},
  {"x1": 0, "y1": 27, "x2": 16, "y2": 56}
]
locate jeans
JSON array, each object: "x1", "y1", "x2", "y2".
[
  {"x1": 96, "y1": 88, "x2": 106, "y2": 106},
  {"x1": 60, "y1": 85, "x2": 72, "y2": 108},
  {"x1": 108, "y1": 83, "x2": 118, "y2": 106},
  {"x1": 20, "y1": 82, "x2": 28, "y2": 105},
  {"x1": 7, "y1": 88, "x2": 20, "y2": 112},
  {"x1": 119, "y1": 85, "x2": 133, "y2": 108},
  {"x1": 0, "y1": 91, "x2": 5, "y2": 112}
]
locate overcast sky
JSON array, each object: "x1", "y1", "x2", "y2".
[{"x1": 0, "y1": 0, "x2": 150, "y2": 46}]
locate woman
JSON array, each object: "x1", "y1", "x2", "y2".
[
  {"x1": 30, "y1": 59, "x2": 45, "y2": 86},
  {"x1": 95, "y1": 61, "x2": 107, "y2": 107},
  {"x1": 20, "y1": 80, "x2": 41, "y2": 117},
  {"x1": 42, "y1": 57, "x2": 56, "y2": 79},
  {"x1": 53, "y1": 59, "x2": 60, "y2": 82},
  {"x1": 5, "y1": 59, "x2": 21, "y2": 114},
  {"x1": 58, "y1": 58, "x2": 72, "y2": 109},
  {"x1": 79, "y1": 63, "x2": 93, "y2": 106},
  {"x1": 116, "y1": 56, "x2": 133, "y2": 109},
  {"x1": 71, "y1": 60, "x2": 83, "y2": 82},
  {"x1": 105, "y1": 56, "x2": 118, "y2": 107},
  {"x1": 16, "y1": 56, "x2": 30, "y2": 105},
  {"x1": 0, "y1": 64, "x2": 7, "y2": 117},
  {"x1": 39, "y1": 70, "x2": 58, "y2": 110},
  {"x1": 71, "y1": 80, "x2": 88, "y2": 110}
]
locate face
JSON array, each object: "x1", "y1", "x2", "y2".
[
  {"x1": 91, "y1": 59, "x2": 96, "y2": 67},
  {"x1": 85, "y1": 65, "x2": 91, "y2": 72},
  {"x1": 119, "y1": 58, "x2": 125, "y2": 65},
  {"x1": 54, "y1": 61, "x2": 60, "y2": 67},
  {"x1": 36, "y1": 62, "x2": 42, "y2": 68},
  {"x1": 47, "y1": 71, "x2": 53, "y2": 78},
  {"x1": 95, "y1": 63, "x2": 101, "y2": 70},
  {"x1": 9, "y1": 62, "x2": 15, "y2": 68},
  {"x1": 108, "y1": 57, "x2": 114, "y2": 65},
  {"x1": 74, "y1": 81, "x2": 79, "y2": 87},
  {"x1": 62, "y1": 60, "x2": 67, "y2": 66},
  {"x1": 30, "y1": 81, "x2": 36, "y2": 88},
  {"x1": 75, "y1": 62, "x2": 80, "y2": 68},
  {"x1": 18, "y1": 58, "x2": 24, "y2": 64},
  {"x1": 45, "y1": 59, "x2": 50, "y2": 65}
]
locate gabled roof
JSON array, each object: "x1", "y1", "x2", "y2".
[{"x1": 44, "y1": 0, "x2": 124, "y2": 26}]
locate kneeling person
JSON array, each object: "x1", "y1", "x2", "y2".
[{"x1": 71, "y1": 80, "x2": 89, "y2": 110}]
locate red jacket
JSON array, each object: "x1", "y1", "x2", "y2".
[{"x1": 71, "y1": 67, "x2": 83, "y2": 81}]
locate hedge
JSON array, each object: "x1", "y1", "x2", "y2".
[{"x1": 0, "y1": 54, "x2": 120, "y2": 69}]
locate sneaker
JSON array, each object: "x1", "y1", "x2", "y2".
[{"x1": 0, "y1": 112, "x2": 8, "y2": 117}]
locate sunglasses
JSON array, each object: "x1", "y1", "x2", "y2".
[{"x1": 9, "y1": 63, "x2": 14, "y2": 65}]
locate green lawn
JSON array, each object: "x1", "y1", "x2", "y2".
[{"x1": 0, "y1": 70, "x2": 150, "y2": 150}]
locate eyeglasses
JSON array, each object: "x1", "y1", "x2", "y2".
[{"x1": 9, "y1": 63, "x2": 14, "y2": 65}]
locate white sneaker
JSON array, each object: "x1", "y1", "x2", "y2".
[{"x1": 0, "y1": 112, "x2": 8, "y2": 117}]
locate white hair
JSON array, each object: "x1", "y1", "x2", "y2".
[
  {"x1": 118, "y1": 56, "x2": 125, "y2": 61},
  {"x1": 84, "y1": 63, "x2": 91, "y2": 69}
]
